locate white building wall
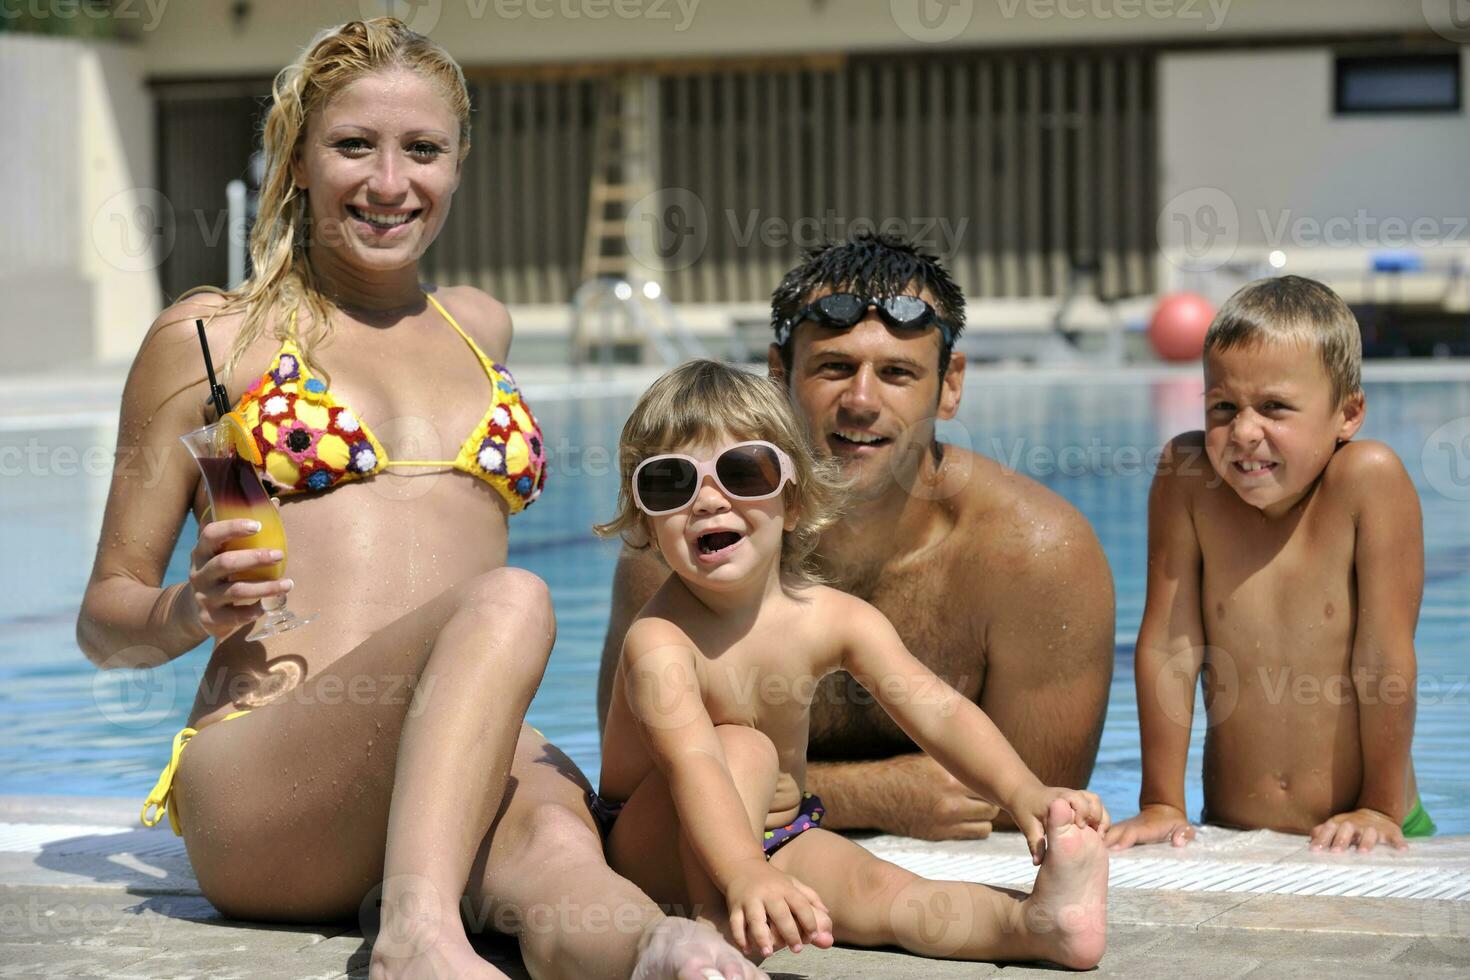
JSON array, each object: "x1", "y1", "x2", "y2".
[
  {"x1": 138, "y1": 0, "x2": 1436, "y2": 77},
  {"x1": 78, "y1": 42, "x2": 163, "y2": 363},
  {"x1": 1, "y1": 35, "x2": 158, "y2": 370},
  {"x1": 1157, "y1": 46, "x2": 1470, "y2": 306}
]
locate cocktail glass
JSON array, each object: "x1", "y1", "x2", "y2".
[{"x1": 179, "y1": 416, "x2": 314, "y2": 641}]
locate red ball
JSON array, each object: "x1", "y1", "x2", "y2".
[{"x1": 1148, "y1": 292, "x2": 1216, "y2": 362}]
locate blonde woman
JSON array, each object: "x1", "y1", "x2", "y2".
[{"x1": 78, "y1": 18, "x2": 761, "y2": 980}]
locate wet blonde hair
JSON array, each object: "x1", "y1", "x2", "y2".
[
  {"x1": 594, "y1": 360, "x2": 848, "y2": 584},
  {"x1": 170, "y1": 17, "x2": 471, "y2": 385},
  {"x1": 1204, "y1": 275, "x2": 1363, "y2": 407}
]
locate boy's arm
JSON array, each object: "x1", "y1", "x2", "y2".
[
  {"x1": 1105, "y1": 436, "x2": 1207, "y2": 850},
  {"x1": 1310, "y1": 444, "x2": 1422, "y2": 852},
  {"x1": 839, "y1": 598, "x2": 1105, "y2": 862}
]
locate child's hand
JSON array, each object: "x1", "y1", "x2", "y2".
[
  {"x1": 1009, "y1": 787, "x2": 1110, "y2": 864},
  {"x1": 1103, "y1": 804, "x2": 1195, "y2": 851},
  {"x1": 1310, "y1": 808, "x2": 1407, "y2": 853},
  {"x1": 725, "y1": 860, "x2": 833, "y2": 958}
]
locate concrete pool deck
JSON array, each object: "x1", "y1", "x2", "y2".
[{"x1": 2, "y1": 795, "x2": 1467, "y2": 978}]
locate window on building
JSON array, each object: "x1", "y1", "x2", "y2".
[{"x1": 1335, "y1": 53, "x2": 1462, "y2": 115}]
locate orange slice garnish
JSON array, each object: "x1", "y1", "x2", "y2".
[{"x1": 224, "y1": 410, "x2": 263, "y2": 466}]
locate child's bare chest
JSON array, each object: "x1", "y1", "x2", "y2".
[
  {"x1": 1194, "y1": 491, "x2": 1358, "y2": 669},
  {"x1": 693, "y1": 639, "x2": 828, "y2": 731}
]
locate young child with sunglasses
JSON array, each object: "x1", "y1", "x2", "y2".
[{"x1": 593, "y1": 359, "x2": 1111, "y2": 971}]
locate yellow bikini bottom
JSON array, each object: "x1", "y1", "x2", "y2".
[
  {"x1": 141, "y1": 709, "x2": 253, "y2": 835},
  {"x1": 140, "y1": 714, "x2": 550, "y2": 836}
]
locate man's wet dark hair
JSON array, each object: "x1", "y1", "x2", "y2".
[{"x1": 770, "y1": 232, "x2": 967, "y2": 377}]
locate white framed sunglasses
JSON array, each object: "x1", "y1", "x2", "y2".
[{"x1": 632, "y1": 440, "x2": 796, "y2": 516}]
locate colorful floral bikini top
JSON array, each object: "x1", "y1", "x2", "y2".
[{"x1": 233, "y1": 293, "x2": 546, "y2": 513}]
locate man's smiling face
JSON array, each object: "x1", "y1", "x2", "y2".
[{"x1": 773, "y1": 285, "x2": 964, "y2": 502}]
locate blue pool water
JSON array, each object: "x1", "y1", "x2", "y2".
[{"x1": 3, "y1": 370, "x2": 1468, "y2": 834}]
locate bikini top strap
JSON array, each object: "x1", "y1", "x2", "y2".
[{"x1": 424, "y1": 292, "x2": 493, "y2": 365}]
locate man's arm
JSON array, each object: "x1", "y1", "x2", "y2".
[
  {"x1": 808, "y1": 485, "x2": 1115, "y2": 840},
  {"x1": 976, "y1": 496, "x2": 1115, "y2": 793},
  {"x1": 837, "y1": 597, "x2": 1106, "y2": 859},
  {"x1": 807, "y1": 754, "x2": 1000, "y2": 839},
  {"x1": 596, "y1": 545, "x2": 670, "y2": 737}
]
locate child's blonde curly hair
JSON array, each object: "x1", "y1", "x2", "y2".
[{"x1": 594, "y1": 359, "x2": 848, "y2": 583}]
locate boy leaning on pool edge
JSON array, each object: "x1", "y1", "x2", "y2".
[{"x1": 1107, "y1": 274, "x2": 1434, "y2": 854}]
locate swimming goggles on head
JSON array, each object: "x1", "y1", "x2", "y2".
[
  {"x1": 775, "y1": 293, "x2": 956, "y2": 348},
  {"x1": 633, "y1": 440, "x2": 795, "y2": 516}
]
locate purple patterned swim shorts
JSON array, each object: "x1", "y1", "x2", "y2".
[
  {"x1": 762, "y1": 792, "x2": 825, "y2": 857},
  {"x1": 585, "y1": 789, "x2": 825, "y2": 860}
]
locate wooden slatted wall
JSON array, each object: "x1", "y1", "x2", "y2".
[
  {"x1": 159, "y1": 49, "x2": 1155, "y2": 306},
  {"x1": 655, "y1": 50, "x2": 1157, "y2": 305}
]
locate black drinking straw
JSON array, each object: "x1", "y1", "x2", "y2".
[{"x1": 195, "y1": 319, "x2": 230, "y2": 420}]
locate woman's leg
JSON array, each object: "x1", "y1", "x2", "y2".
[
  {"x1": 462, "y1": 727, "x2": 766, "y2": 980},
  {"x1": 173, "y1": 566, "x2": 554, "y2": 979},
  {"x1": 769, "y1": 799, "x2": 1108, "y2": 969}
]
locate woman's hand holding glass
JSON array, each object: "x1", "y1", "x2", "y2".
[{"x1": 185, "y1": 506, "x2": 295, "y2": 642}]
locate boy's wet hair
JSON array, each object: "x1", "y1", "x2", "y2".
[
  {"x1": 770, "y1": 232, "x2": 967, "y2": 376},
  {"x1": 1204, "y1": 275, "x2": 1363, "y2": 407},
  {"x1": 594, "y1": 359, "x2": 847, "y2": 584}
]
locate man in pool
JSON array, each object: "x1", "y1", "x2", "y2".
[
  {"x1": 1105, "y1": 275, "x2": 1433, "y2": 852},
  {"x1": 598, "y1": 233, "x2": 1115, "y2": 840}
]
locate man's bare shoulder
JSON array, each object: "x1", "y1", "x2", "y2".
[
  {"x1": 921, "y1": 446, "x2": 1115, "y2": 701},
  {"x1": 932, "y1": 446, "x2": 1115, "y2": 650},
  {"x1": 946, "y1": 445, "x2": 1111, "y2": 576}
]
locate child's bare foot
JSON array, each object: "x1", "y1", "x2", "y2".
[
  {"x1": 632, "y1": 916, "x2": 769, "y2": 980},
  {"x1": 1020, "y1": 799, "x2": 1109, "y2": 969}
]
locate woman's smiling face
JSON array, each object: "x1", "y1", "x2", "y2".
[{"x1": 291, "y1": 67, "x2": 462, "y2": 273}]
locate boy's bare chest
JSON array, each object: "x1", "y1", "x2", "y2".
[{"x1": 1194, "y1": 493, "x2": 1358, "y2": 664}]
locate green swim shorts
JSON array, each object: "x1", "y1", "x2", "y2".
[{"x1": 1402, "y1": 797, "x2": 1437, "y2": 838}]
